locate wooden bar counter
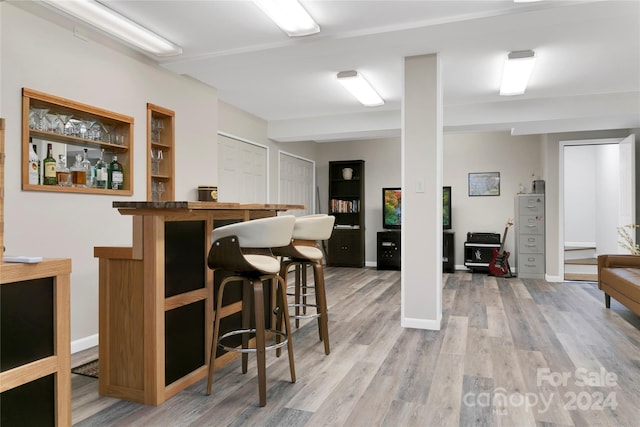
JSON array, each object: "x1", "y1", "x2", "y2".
[
  {"x1": 94, "y1": 201, "x2": 303, "y2": 406},
  {"x1": 0, "y1": 258, "x2": 72, "y2": 426}
]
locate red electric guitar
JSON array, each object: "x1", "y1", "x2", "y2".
[{"x1": 489, "y1": 218, "x2": 514, "y2": 277}]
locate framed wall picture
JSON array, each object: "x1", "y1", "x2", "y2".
[{"x1": 468, "y1": 172, "x2": 500, "y2": 196}]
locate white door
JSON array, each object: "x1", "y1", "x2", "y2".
[
  {"x1": 217, "y1": 133, "x2": 268, "y2": 203},
  {"x1": 618, "y1": 134, "x2": 636, "y2": 249},
  {"x1": 278, "y1": 151, "x2": 314, "y2": 216}
]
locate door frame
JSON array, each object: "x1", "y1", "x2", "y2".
[{"x1": 558, "y1": 137, "x2": 624, "y2": 280}]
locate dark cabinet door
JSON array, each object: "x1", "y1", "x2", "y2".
[{"x1": 327, "y1": 229, "x2": 364, "y2": 267}]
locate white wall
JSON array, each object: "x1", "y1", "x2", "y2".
[
  {"x1": 2, "y1": 3, "x2": 218, "y2": 348},
  {"x1": 444, "y1": 131, "x2": 543, "y2": 269}
]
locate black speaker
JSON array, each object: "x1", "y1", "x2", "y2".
[{"x1": 466, "y1": 232, "x2": 500, "y2": 244}]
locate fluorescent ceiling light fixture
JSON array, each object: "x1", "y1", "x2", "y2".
[
  {"x1": 337, "y1": 71, "x2": 384, "y2": 107},
  {"x1": 500, "y1": 50, "x2": 536, "y2": 96},
  {"x1": 40, "y1": 0, "x2": 182, "y2": 57},
  {"x1": 254, "y1": 0, "x2": 320, "y2": 37}
]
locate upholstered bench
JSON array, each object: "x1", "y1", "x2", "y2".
[{"x1": 597, "y1": 255, "x2": 640, "y2": 316}]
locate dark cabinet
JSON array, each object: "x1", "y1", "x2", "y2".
[
  {"x1": 328, "y1": 229, "x2": 364, "y2": 267},
  {"x1": 327, "y1": 160, "x2": 365, "y2": 267},
  {"x1": 443, "y1": 231, "x2": 455, "y2": 273},
  {"x1": 377, "y1": 231, "x2": 401, "y2": 270}
]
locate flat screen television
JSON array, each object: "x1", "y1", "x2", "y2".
[
  {"x1": 383, "y1": 187, "x2": 402, "y2": 229},
  {"x1": 443, "y1": 186, "x2": 452, "y2": 230}
]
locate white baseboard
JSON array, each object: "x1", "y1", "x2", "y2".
[
  {"x1": 401, "y1": 316, "x2": 442, "y2": 330},
  {"x1": 366, "y1": 261, "x2": 377, "y2": 268},
  {"x1": 545, "y1": 274, "x2": 564, "y2": 283},
  {"x1": 564, "y1": 241, "x2": 596, "y2": 249},
  {"x1": 71, "y1": 334, "x2": 98, "y2": 354}
]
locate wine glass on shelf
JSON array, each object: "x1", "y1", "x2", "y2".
[
  {"x1": 88, "y1": 121, "x2": 104, "y2": 141},
  {"x1": 31, "y1": 108, "x2": 49, "y2": 131},
  {"x1": 157, "y1": 181, "x2": 165, "y2": 201},
  {"x1": 56, "y1": 113, "x2": 73, "y2": 135},
  {"x1": 82, "y1": 120, "x2": 96, "y2": 140},
  {"x1": 101, "y1": 123, "x2": 115, "y2": 144},
  {"x1": 46, "y1": 113, "x2": 58, "y2": 133}
]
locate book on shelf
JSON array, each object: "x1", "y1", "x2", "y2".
[{"x1": 330, "y1": 198, "x2": 360, "y2": 213}]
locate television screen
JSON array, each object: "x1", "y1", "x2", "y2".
[
  {"x1": 443, "y1": 186, "x2": 452, "y2": 230},
  {"x1": 383, "y1": 187, "x2": 401, "y2": 229}
]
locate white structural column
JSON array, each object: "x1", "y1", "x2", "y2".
[{"x1": 401, "y1": 53, "x2": 443, "y2": 330}]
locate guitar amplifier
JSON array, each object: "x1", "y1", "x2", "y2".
[{"x1": 466, "y1": 232, "x2": 500, "y2": 244}]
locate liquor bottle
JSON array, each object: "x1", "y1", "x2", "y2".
[
  {"x1": 81, "y1": 148, "x2": 93, "y2": 187},
  {"x1": 70, "y1": 153, "x2": 86, "y2": 187},
  {"x1": 42, "y1": 143, "x2": 57, "y2": 185},
  {"x1": 108, "y1": 154, "x2": 124, "y2": 190},
  {"x1": 95, "y1": 149, "x2": 108, "y2": 189},
  {"x1": 28, "y1": 140, "x2": 39, "y2": 185},
  {"x1": 56, "y1": 154, "x2": 71, "y2": 187}
]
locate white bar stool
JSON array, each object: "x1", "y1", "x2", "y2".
[
  {"x1": 206, "y1": 215, "x2": 296, "y2": 407},
  {"x1": 273, "y1": 214, "x2": 335, "y2": 355}
]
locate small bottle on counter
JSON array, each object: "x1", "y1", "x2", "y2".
[
  {"x1": 42, "y1": 143, "x2": 57, "y2": 185},
  {"x1": 108, "y1": 154, "x2": 123, "y2": 190}
]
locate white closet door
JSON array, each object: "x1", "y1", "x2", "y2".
[
  {"x1": 279, "y1": 151, "x2": 314, "y2": 216},
  {"x1": 217, "y1": 134, "x2": 268, "y2": 203}
]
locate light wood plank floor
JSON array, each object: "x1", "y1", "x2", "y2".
[{"x1": 72, "y1": 268, "x2": 640, "y2": 426}]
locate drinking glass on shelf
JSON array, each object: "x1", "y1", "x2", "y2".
[
  {"x1": 151, "y1": 180, "x2": 158, "y2": 201},
  {"x1": 88, "y1": 121, "x2": 104, "y2": 141},
  {"x1": 151, "y1": 117, "x2": 164, "y2": 142},
  {"x1": 56, "y1": 113, "x2": 73, "y2": 135},
  {"x1": 151, "y1": 148, "x2": 163, "y2": 174},
  {"x1": 68, "y1": 119, "x2": 82, "y2": 137},
  {"x1": 46, "y1": 113, "x2": 57, "y2": 132},
  {"x1": 101, "y1": 123, "x2": 115, "y2": 143},
  {"x1": 157, "y1": 181, "x2": 165, "y2": 201},
  {"x1": 79, "y1": 120, "x2": 93, "y2": 139},
  {"x1": 31, "y1": 108, "x2": 49, "y2": 131}
]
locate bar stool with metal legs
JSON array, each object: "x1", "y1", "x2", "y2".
[
  {"x1": 206, "y1": 215, "x2": 296, "y2": 407},
  {"x1": 273, "y1": 214, "x2": 335, "y2": 355}
]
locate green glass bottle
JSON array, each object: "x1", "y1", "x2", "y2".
[
  {"x1": 42, "y1": 143, "x2": 57, "y2": 185},
  {"x1": 108, "y1": 154, "x2": 124, "y2": 190}
]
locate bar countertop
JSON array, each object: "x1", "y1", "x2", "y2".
[{"x1": 113, "y1": 201, "x2": 305, "y2": 211}]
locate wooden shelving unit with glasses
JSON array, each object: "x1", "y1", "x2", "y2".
[{"x1": 147, "y1": 103, "x2": 175, "y2": 201}]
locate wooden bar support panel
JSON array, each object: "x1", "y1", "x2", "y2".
[{"x1": 94, "y1": 202, "x2": 303, "y2": 406}]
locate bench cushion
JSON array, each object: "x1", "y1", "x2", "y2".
[{"x1": 601, "y1": 267, "x2": 640, "y2": 303}]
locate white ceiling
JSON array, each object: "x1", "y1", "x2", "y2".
[{"x1": 23, "y1": 0, "x2": 640, "y2": 142}]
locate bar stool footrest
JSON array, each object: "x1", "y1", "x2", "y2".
[
  {"x1": 218, "y1": 328, "x2": 289, "y2": 353},
  {"x1": 289, "y1": 303, "x2": 321, "y2": 319}
]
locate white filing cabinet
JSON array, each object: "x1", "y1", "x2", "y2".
[{"x1": 515, "y1": 194, "x2": 545, "y2": 278}]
